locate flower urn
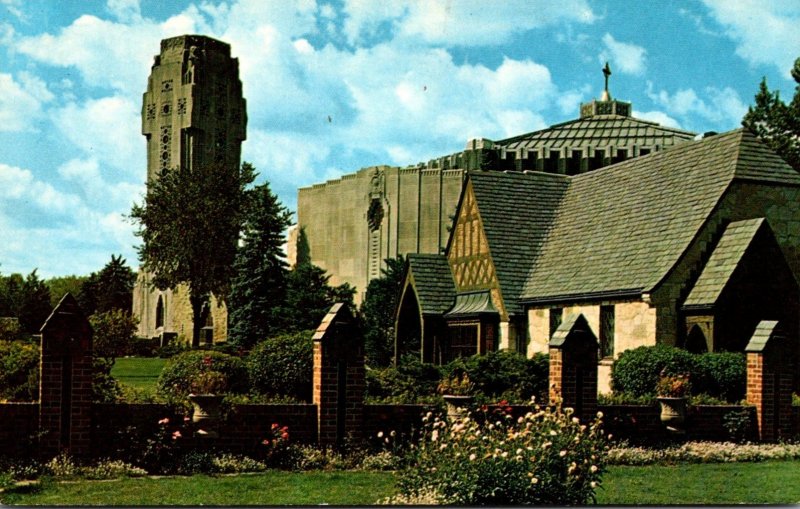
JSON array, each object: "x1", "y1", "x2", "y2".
[
  {"x1": 188, "y1": 393, "x2": 224, "y2": 438},
  {"x1": 657, "y1": 396, "x2": 687, "y2": 433}
]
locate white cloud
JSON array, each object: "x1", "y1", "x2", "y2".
[
  {"x1": 106, "y1": 0, "x2": 142, "y2": 23},
  {"x1": 0, "y1": 0, "x2": 25, "y2": 21},
  {"x1": 52, "y1": 96, "x2": 144, "y2": 178},
  {"x1": 645, "y1": 81, "x2": 747, "y2": 129},
  {"x1": 343, "y1": 0, "x2": 596, "y2": 46},
  {"x1": 702, "y1": 0, "x2": 800, "y2": 77},
  {"x1": 0, "y1": 72, "x2": 53, "y2": 132},
  {"x1": 57, "y1": 158, "x2": 144, "y2": 211},
  {"x1": 599, "y1": 33, "x2": 646, "y2": 76},
  {"x1": 632, "y1": 110, "x2": 682, "y2": 129}
]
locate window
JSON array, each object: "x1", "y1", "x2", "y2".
[
  {"x1": 448, "y1": 324, "x2": 478, "y2": 362},
  {"x1": 549, "y1": 308, "x2": 563, "y2": 338},
  {"x1": 600, "y1": 305, "x2": 615, "y2": 358},
  {"x1": 155, "y1": 296, "x2": 164, "y2": 329}
]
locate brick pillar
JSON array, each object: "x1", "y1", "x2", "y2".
[
  {"x1": 548, "y1": 313, "x2": 598, "y2": 424},
  {"x1": 312, "y1": 303, "x2": 365, "y2": 447},
  {"x1": 745, "y1": 320, "x2": 794, "y2": 441},
  {"x1": 39, "y1": 293, "x2": 93, "y2": 458}
]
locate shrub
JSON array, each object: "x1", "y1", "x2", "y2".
[
  {"x1": 365, "y1": 354, "x2": 443, "y2": 403},
  {"x1": 611, "y1": 345, "x2": 695, "y2": 398},
  {"x1": 611, "y1": 345, "x2": 746, "y2": 402},
  {"x1": 247, "y1": 331, "x2": 313, "y2": 401},
  {"x1": 0, "y1": 340, "x2": 39, "y2": 401},
  {"x1": 692, "y1": 351, "x2": 746, "y2": 402},
  {"x1": 157, "y1": 350, "x2": 248, "y2": 398},
  {"x1": 396, "y1": 404, "x2": 608, "y2": 505},
  {"x1": 443, "y1": 351, "x2": 550, "y2": 403}
]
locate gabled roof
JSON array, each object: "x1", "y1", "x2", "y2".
[
  {"x1": 467, "y1": 171, "x2": 568, "y2": 314},
  {"x1": 406, "y1": 254, "x2": 456, "y2": 315},
  {"x1": 521, "y1": 129, "x2": 800, "y2": 304},
  {"x1": 497, "y1": 114, "x2": 695, "y2": 152},
  {"x1": 683, "y1": 218, "x2": 767, "y2": 309}
]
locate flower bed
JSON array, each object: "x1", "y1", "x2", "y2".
[{"x1": 607, "y1": 441, "x2": 800, "y2": 465}]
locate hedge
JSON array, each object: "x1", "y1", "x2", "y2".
[
  {"x1": 247, "y1": 330, "x2": 313, "y2": 402},
  {"x1": 157, "y1": 350, "x2": 248, "y2": 398}
]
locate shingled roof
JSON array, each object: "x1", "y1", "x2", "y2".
[
  {"x1": 520, "y1": 129, "x2": 800, "y2": 304},
  {"x1": 683, "y1": 218, "x2": 767, "y2": 309},
  {"x1": 467, "y1": 171, "x2": 568, "y2": 315},
  {"x1": 497, "y1": 114, "x2": 695, "y2": 152},
  {"x1": 406, "y1": 253, "x2": 456, "y2": 315}
]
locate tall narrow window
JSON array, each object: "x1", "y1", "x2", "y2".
[
  {"x1": 600, "y1": 305, "x2": 615, "y2": 358},
  {"x1": 155, "y1": 295, "x2": 164, "y2": 329},
  {"x1": 549, "y1": 308, "x2": 563, "y2": 338}
]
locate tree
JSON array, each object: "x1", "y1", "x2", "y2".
[
  {"x1": 78, "y1": 255, "x2": 136, "y2": 315},
  {"x1": 46, "y1": 275, "x2": 88, "y2": 309},
  {"x1": 742, "y1": 57, "x2": 800, "y2": 171},
  {"x1": 0, "y1": 271, "x2": 53, "y2": 334},
  {"x1": 360, "y1": 256, "x2": 406, "y2": 367},
  {"x1": 131, "y1": 162, "x2": 255, "y2": 346},
  {"x1": 282, "y1": 261, "x2": 356, "y2": 333},
  {"x1": 227, "y1": 181, "x2": 293, "y2": 348},
  {"x1": 295, "y1": 227, "x2": 311, "y2": 267}
]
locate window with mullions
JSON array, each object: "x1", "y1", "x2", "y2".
[
  {"x1": 599, "y1": 305, "x2": 615, "y2": 358},
  {"x1": 549, "y1": 308, "x2": 563, "y2": 338}
]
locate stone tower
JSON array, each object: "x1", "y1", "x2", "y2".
[{"x1": 133, "y1": 35, "x2": 247, "y2": 343}]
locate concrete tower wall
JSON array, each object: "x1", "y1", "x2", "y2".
[{"x1": 133, "y1": 35, "x2": 246, "y2": 342}]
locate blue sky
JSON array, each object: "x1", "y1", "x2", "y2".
[{"x1": 1, "y1": 0, "x2": 799, "y2": 278}]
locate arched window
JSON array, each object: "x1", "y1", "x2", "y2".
[
  {"x1": 155, "y1": 295, "x2": 164, "y2": 329},
  {"x1": 685, "y1": 324, "x2": 708, "y2": 353}
]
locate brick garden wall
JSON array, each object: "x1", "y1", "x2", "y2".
[{"x1": 0, "y1": 403, "x2": 38, "y2": 457}]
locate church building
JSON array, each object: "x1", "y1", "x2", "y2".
[{"x1": 396, "y1": 128, "x2": 800, "y2": 392}]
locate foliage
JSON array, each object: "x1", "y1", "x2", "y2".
[
  {"x1": 157, "y1": 350, "x2": 248, "y2": 398},
  {"x1": 597, "y1": 392, "x2": 656, "y2": 405},
  {"x1": 155, "y1": 341, "x2": 189, "y2": 358},
  {"x1": 77, "y1": 255, "x2": 136, "y2": 316},
  {"x1": 0, "y1": 271, "x2": 53, "y2": 334},
  {"x1": 247, "y1": 330, "x2": 313, "y2": 401},
  {"x1": 655, "y1": 372, "x2": 691, "y2": 397},
  {"x1": 396, "y1": 404, "x2": 608, "y2": 505},
  {"x1": 612, "y1": 345, "x2": 746, "y2": 402},
  {"x1": 45, "y1": 275, "x2": 87, "y2": 309},
  {"x1": 295, "y1": 226, "x2": 311, "y2": 267},
  {"x1": 742, "y1": 57, "x2": 800, "y2": 171},
  {"x1": 189, "y1": 370, "x2": 228, "y2": 394},
  {"x1": 0, "y1": 318, "x2": 22, "y2": 342},
  {"x1": 447, "y1": 350, "x2": 550, "y2": 403},
  {"x1": 114, "y1": 416, "x2": 190, "y2": 474},
  {"x1": 92, "y1": 359, "x2": 123, "y2": 403},
  {"x1": 360, "y1": 256, "x2": 405, "y2": 367},
  {"x1": 89, "y1": 309, "x2": 138, "y2": 365},
  {"x1": 0, "y1": 340, "x2": 39, "y2": 401},
  {"x1": 365, "y1": 354, "x2": 443, "y2": 403},
  {"x1": 281, "y1": 261, "x2": 356, "y2": 333},
  {"x1": 722, "y1": 408, "x2": 753, "y2": 443},
  {"x1": 606, "y1": 440, "x2": 800, "y2": 465},
  {"x1": 42, "y1": 454, "x2": 147, "y2": 480},
  {"x1": 227, "y1": 181, "x2": 293, "y2": 348},
  {"x1": 130, "y1": 162, "x2": 255, "y2": 346},
  {"x1": 437, "y1": 372, "x2": 474, "y2": 396}
]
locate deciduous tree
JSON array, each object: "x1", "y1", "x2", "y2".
[{"x1": 360, "y1": 256, "x2": 405, "y2": 367}]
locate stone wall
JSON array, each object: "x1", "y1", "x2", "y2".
[{"x1": 298, "y1": 165, "x2": 464, "y2": 303}]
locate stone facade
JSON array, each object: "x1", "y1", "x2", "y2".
[{"x1": 132, "y1": 35, "x2": 247, "y2": 342}]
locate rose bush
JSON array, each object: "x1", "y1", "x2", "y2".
[{"x1": 395, "y1": 403, "x2": 608, "y2": 505}]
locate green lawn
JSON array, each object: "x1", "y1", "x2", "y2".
[
  {"x1": 0, "y1": 471, "x2": 397, "y2": 506},
  {"x1": 2, "y1": 461, "x2": 799, "y2": 505},
  {"x1": 110, "y1": 357, "x2": 166, "y2": 392}
]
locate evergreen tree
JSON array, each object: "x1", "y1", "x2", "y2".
[
  {"x1": 295, "y1": 227, "x2": 311, "y2": 267},
  {"x1": 0, "y1": 270, "x2": 53, "y2": 334},
  {"x1": 227, "y1": 181, "x2": 293, "y2": 348},
  {"x1": 360, "y1": 256, "x2": 406, "y2": 367},
  {"x1": 742, "y1": 57, "x2": 800, "y2": 171},
  {"x1": 46, "y1": 275, "x2": 88, "y2": 309},
  {"x1": 131, "y1": 162, "x2": 255, "y2": 346},
  {"x1": 78, "y1": 255, "x2": 136, "y2": 316}
]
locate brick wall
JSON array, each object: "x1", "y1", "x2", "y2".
[
  {"x1": 363, "y1": 404, "x2": 432, "y2": 442},
  {"x1": 0, "y1": 403, "x2": 38, "y2": 457},
  {"x1": 217, "y1": 404, "x2": 317, "y2": 451}
]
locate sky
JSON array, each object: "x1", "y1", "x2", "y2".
[{"x1": 1, "y1": 0, "x2": 799, "y2": 279}]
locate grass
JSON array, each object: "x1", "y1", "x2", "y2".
[
  {"x1": 110, "y1": 357, "x2": 166, "y2": 393},
  {"x1": 596, "y1": 460, "x2": 800, "y2": 505},
  {"x1": 2, "y1": 461, "x2": 799, "y2": 505},
  {"x1": 0, "y1": 471, "x2": 397, "y2": 506}
]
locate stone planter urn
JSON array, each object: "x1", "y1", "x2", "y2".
[
  {"x1": 657, "y1": 397, "x2": 687, "y2": 433},
  {"x1": 188, "y1": 393, "x2": 224, "y2": 438},
  {"x1": 443, "y1": 394, "x2": 474, "y2": 420}
]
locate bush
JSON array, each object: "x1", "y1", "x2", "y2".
[
  {"x1": 611, "y1": 345, "x2": 746, "y2": 402},
  {"x1": 445, "y1": 351, "x2": 549, "y2": 403},
  {"x1": 247, "y1": 331, "x2": 313, "y2": 401},
  {"x1": 0, "y1": 340, "x2": 39, "y2": 401},
  {"x1": 157, "y1": 350, "x2": 248, "y2": 398},
  {"x1": 396, "y1": 405, "x2": 608, "y2": 505},
  {"x1": 365, "y1": 354, "x2": 443, "y2": 403}
]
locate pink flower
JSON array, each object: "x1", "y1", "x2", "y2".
[
  {"x1": 262, "y1": 439, "x2": 270, "y2": 446},
  {"x1": 172, "y1": 430, "x2": 182, "y2": 440},
  {"x1": 281, "y1": 432, "x2": 289, "y2": 440},
  {"x1": 183, "y1": 416, "x2": 191, "y2": 422},
  {"x1": 158, "y1": 418, "x2": 170, "y2": 425},
  {"x1": 271, "y1": 423, "x2": 280, "y2": 430}
]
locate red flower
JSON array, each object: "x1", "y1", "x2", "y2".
[
  {"x1": 271, "y1": 423, "x2": 280, "y2": 430},
  {"x1": 203, "y1": 356, "x2": 213, "y2": 367},
  {"x1": 281, "y1": 432, "x2": 289, "y2": 440}
]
